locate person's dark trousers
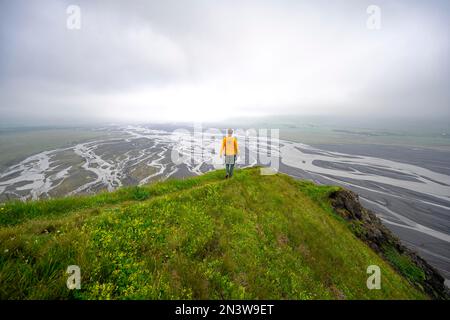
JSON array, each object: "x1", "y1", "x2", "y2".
[
  {"x1": 226, "y1": 163, "x2": 235, "y2": 177},
  {"x1": 226, "y1": 155, "x2": 236, "y2": 177}
]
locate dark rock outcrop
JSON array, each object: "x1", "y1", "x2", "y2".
[{"x1": 329, "y1": 189, "x2": 449, "y2": 300}]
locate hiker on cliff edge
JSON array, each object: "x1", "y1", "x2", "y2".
[{"x1": 220, "y1": 129, "x2": 239, "y2": 179}]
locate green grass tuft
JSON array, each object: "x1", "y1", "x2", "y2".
[{"x1": 383, "y1": 246, "x2": 426, "y2": 285}]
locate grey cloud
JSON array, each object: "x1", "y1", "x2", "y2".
[{"x1": 0, "y1": 0, "x2": 449, "y2": 124}]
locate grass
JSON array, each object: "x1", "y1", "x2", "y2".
[
  {"x1": 383, "y1": 246, "x2": 426, "y2": 285},
  {"x1": 0, "y1": 167, "x2": 427, "y2": 299}
]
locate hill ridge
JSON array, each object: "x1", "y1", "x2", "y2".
[{"x1": 0, "y1": 167, "x2": 447, "y2": 299}]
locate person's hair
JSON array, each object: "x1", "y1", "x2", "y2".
[{"x1": 227, "y1": 128, "x2": 233, "y2": 135}]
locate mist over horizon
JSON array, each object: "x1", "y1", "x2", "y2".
[{"x1": 0, "y1": 0, "x2": 449, "y2": 126}]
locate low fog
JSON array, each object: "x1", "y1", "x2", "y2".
[{"x1": 0, "y1": 0, "x2": 449, "y2": 126}]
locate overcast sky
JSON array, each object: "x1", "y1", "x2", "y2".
[{"x1": 0, "y1": 0, "x2": 449, "y2": 125}]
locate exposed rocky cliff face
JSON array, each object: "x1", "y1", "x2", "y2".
[{"x1": 329, "y1": 189, "x2": 449, "y2": 300}]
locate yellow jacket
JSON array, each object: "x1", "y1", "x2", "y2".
[{"x1": 220, "y1": 136, "x2": 238, "y2": 156}]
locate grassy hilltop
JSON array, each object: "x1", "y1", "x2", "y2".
[{"x1": 0, "y1": 167, "x2": 430, "y2": 299}]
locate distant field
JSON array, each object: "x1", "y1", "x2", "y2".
[
  {"x1": 0, "y1": 127, "x2": 112, "y2": 171},
  {"x1": 279, "y1": 127, "x2": 450, "y2": 151},
  {"x1": 220, "y1": 116, "x2": 450, "y2": 150}
]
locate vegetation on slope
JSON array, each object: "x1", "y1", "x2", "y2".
[{"x1": 0, "y1": 167, "x2": 427, "y2": 299}]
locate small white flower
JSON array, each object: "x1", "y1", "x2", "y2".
[{"x1": 4, "y1": 249, "x2": 9, "y2": 253}]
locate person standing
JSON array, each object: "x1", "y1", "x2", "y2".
[{"x1": 220, "y1": 129, "x2": 239, "y2": 178}]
